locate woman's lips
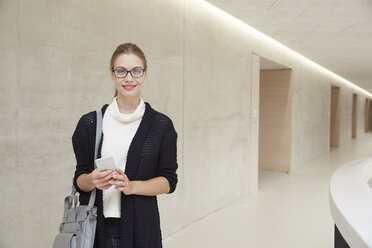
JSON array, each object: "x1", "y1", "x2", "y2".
[{"x1": 122, "y1": 85, "x2": 136, "y2": 91}]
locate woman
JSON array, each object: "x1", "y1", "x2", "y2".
[{"x1": 72, "y1": 43, "x2": 178, "y2": 248}]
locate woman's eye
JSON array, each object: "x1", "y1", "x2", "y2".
[{"x1": 117, "y1": 69, "x2": 126, "y2": 74}]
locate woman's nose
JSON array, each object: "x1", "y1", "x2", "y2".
[{"x1": 125, "y1": 73, "x2": 134, "y2": 81}]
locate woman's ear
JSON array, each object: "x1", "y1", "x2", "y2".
[
  {"x1": 143, "y1": 67, "x2": 148, "y2": 80},
  {"x1": 110, "y1": 69, "x2": 115, "y2": 81}
]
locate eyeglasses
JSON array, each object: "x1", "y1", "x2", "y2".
[{"x1": 112, "y1": 67, "x2": 146, "y2": 78}]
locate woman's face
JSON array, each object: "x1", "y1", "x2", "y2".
[{"x1": 111, "y1": 53, "x2": 147, "y2": 99}]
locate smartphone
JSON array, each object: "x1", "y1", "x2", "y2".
[{"x1": 95, "y1": 156, "x2": 117, "y2": 171}]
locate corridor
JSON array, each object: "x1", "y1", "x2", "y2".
[{"x1": 164, "y1": 133, "x2": 372, "y2": 248}]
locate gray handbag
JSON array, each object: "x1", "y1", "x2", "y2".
[{"x1": 53, "y1": 110, "x2": 102, "y2": 248}]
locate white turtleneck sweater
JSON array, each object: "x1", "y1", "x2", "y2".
[{"x1": 101, "y1": 97, "x2": 145, "y2": 218}]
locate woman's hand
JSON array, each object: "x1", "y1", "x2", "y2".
[
  {"x1": 111, "y1": 168, "x2": 136, "y2": 195},
  {"x1": 91, "y1": 169, "x2": 116, "y2": 190}
]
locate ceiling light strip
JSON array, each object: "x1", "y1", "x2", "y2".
[{"x1": 197, "y1": 0, "x2": 372, "y2": 98}]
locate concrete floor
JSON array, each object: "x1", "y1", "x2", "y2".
[{"x1": 164, "y1": 133, "x2": 372, "y2": 248}]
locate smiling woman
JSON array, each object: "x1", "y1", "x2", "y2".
[
  {"x1": 110, "y1": 44, "x2": 148, "y2": 105},
  {"x1": 111, "y1": 52, "x2": 147, "y2": 111},
  {"x1": 72, "y1": 43, "x2": 179, "y2": 248}
]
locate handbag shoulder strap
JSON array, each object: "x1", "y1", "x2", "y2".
[
  {"x1": 87, "y1": 110, "x2": 103, "y2": 209},
  {"x1": 94, "y1": 110, "x2": 103, "y2": 165}
]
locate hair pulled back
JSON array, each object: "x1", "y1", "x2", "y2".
[{"x1": 110, "y1": 43, "x2": 147, "y2": 97}]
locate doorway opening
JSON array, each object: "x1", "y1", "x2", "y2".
[
  {"x1": 369, "y1": 100, "x2": 372, "y2": 131},
  {"x1": 365, "y1": 98, "x2": 369, "y2": 133},
  {"x1": 250, "y1": 54, "x2": 292, "y2": 192},
  {"x1": 352, "y1": 94, "x2": 357, "y2": 139},
  {"x1": 330, "y1": 86, "x2": 340, "y2": 148}
]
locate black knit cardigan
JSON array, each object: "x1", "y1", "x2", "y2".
[{"x1": 72, "y1": 102, "x2": 178, "y2": 248}]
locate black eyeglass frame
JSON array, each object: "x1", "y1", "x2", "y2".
[{"x1": 112, "y1": 67, "x2": 147, "y2": 78}]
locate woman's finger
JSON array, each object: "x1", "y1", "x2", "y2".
[
  {"x1": 97, "y1": 183, "x2": 112, "y2": 190},
  {"x1": 111, "y1": 180, "x2": 128, "y2": 187},
  {"x1": 116, "y1": 187, "x2": 131, "y2": 195},
  {"x1": 98, "y1": 170, "x2": 114, "y2": 178},
  {"x1": 113, "y1": 171, "x2": 129, "y2": 181},
  {"x1": 92, "y1": 169, "x2": 112, "y2": 179},
  {"x1": 93, "y1": 176, "x2": 113, "y2": 189},
  {"x1": 116, "y1": 168, "x2": 124, "y2": 175},
  {"x1": 103, "y1": 171, "x2": 116, "y2": 181},
  {"x1": 101, "y1": 184, "x2": 113, "y2": 190},
  {"x1": 122, "y1": 173, "x2": 129, "y2": 181},
  {"x1": 112, "y1": 174, "x2": 125, "y2": 181}
]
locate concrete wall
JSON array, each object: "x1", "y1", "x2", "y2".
[{"x1": 1, "y1": 0, "x2": 371, "y2": 247}]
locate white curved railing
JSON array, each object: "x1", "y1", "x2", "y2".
[{"x1": 329, "y1": 157, "x2": 372, "y2": 247}]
